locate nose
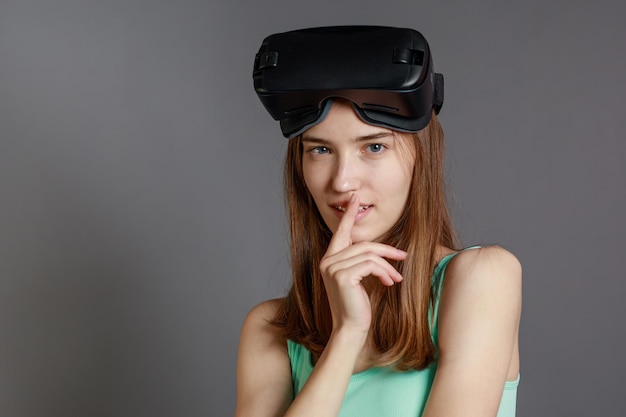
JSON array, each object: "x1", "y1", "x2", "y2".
[{"x1": 331, "y1": 155, "x2": 361, "y2": 193}]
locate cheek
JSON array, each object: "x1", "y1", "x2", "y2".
[
  {"x1": 380, "y1": 167, "x2": 413, "y2": 211},
  {"x1": 302, "y1": 164, "x2": 314, "y2": 195},
  {"x1": 302, "y1": 162, "x2": 327, "y2": 199}
]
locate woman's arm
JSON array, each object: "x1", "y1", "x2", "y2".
[
  {"x1": 235, "y1": 194, "x2": 405, "y2": 417},
  {"x1": 234, "y1": 298, "x2": 367, "y2": 417},
  {"x1": 235, "y1": 299, "x2": 292, "y2": 417},
  {"x1": 422, "y1": 246, "x2": 522, "y2": 417}
]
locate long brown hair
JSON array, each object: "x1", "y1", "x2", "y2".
[{"x1": 272, "y1": 111, "x2": 457, "y2": 371}]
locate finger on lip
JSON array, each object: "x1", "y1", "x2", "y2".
[
  {"x1": 329, "y1": 194, "x2": 358, "y2": 247},
  {"x1": 332, "y1": 194, "x2": 371, "y2": 212},
  {"x1": 347, "y1": 193, "x2": 359, "y2": 214},
  {"x1": 341, "y1": 193, "x2": 359, "y2": 226}
]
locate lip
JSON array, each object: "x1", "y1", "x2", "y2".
[{"x1": 330, "y1": 201, "x2": 373, "y2": 221}]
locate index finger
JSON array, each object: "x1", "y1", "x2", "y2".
[{"x1": 326, "y1": 193, "x2": 359, "y2": 255}]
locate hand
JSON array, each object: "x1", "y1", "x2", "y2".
[{"x1": 319, "y1": 194, "x2": 406, "y2": 335}]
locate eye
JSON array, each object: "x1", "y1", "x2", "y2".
[
  {"x1": 308, "y1": 146, "x2": 330, "y2": 155},
  {"x1": 365, "y1": 143, "x2": 385, "y2": 153}
]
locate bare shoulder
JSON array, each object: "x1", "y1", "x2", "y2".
[
  {"x1": 236, "y1": 297, "x2": 292, "y2": 417},
  {"x1": 423, "y1": 247, "x2": 522, "y2": 415},
  {"x1": 443, "y1": 245, "x2": 522, "y2": 298},
  {"x1": 427, "y1": 246, "x2": 522, "y2": 416},
  {"x1": 437, "y1": 245, "x2": 522, "y2": 351},
  {"x1": 439, "y1": 246, "x2": 522, "y2": 347},
  {"x1": 243, "y1": 297, "x2": 285, "y2": 327},
  {"x1": 240, "y1": 297, "x2": 287, "y2": 353}
]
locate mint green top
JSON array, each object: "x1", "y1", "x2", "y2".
[{"x1": 288, "y1": 249, "x2": 519, "y2": 417}]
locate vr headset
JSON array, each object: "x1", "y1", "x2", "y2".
[{"x1": 253, "y1": 26, "x2": 444, "y2": 138}]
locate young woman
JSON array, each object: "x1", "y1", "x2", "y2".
[{"x1": 236, "y1": 26, "x2": 521, "y2": 417}]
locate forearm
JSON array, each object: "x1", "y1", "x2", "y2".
[{"x1": 284, "y1": 329, "x2": 366, "y2": 417}]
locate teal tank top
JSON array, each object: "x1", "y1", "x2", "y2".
[{"x1": 288, "y1": 249, "x2": 519, "y2": 417}]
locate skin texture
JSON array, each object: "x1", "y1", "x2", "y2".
[
  {"x1": 301, "y1": 101, "x2": 415, "y2": 244},
  {"x1": 235, "y1": 101, "x2": 521, "y2": 417}
]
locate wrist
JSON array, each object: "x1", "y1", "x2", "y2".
[{"x1": 329, "y1": 326, "x2": 369, "y2": 352}]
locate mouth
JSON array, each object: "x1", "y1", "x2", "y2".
[{"x1": 333, "y1": 204, "x2": 372, "y2": 213}]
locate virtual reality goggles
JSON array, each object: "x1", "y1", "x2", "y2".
[{"x1": 253, "y1": 26, "x2": 444, "y2": 138}]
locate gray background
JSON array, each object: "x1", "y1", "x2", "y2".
[{"x1": 1, "y1": 0, "x2": 624, "y2": 416}]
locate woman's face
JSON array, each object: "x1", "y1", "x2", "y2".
[{"x1": 301, "y1": 100, "x2": 415, "y2": 243}]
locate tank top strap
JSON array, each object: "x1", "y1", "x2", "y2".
[{"x1": 429, "y1": 246, "x2": 481, "y2": 346}]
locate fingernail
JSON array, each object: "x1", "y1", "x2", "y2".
[
  {"x1": 350, "y1": 193, "x2": 357, "y2": 203},
  {"x1": 398, "y1": 249, "x2": 408, "y2": 256}
]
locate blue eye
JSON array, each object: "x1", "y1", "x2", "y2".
[
  {"x1": 310, "y1": 146, "x2": 330, "y2": 154},
  {"x1": 366, "y1": 143, "x2": 385, "y2": 153}
]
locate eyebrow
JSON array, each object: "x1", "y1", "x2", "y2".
[{"x1": 301, "y1": 131, "x2": 394, "y2": 144}]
